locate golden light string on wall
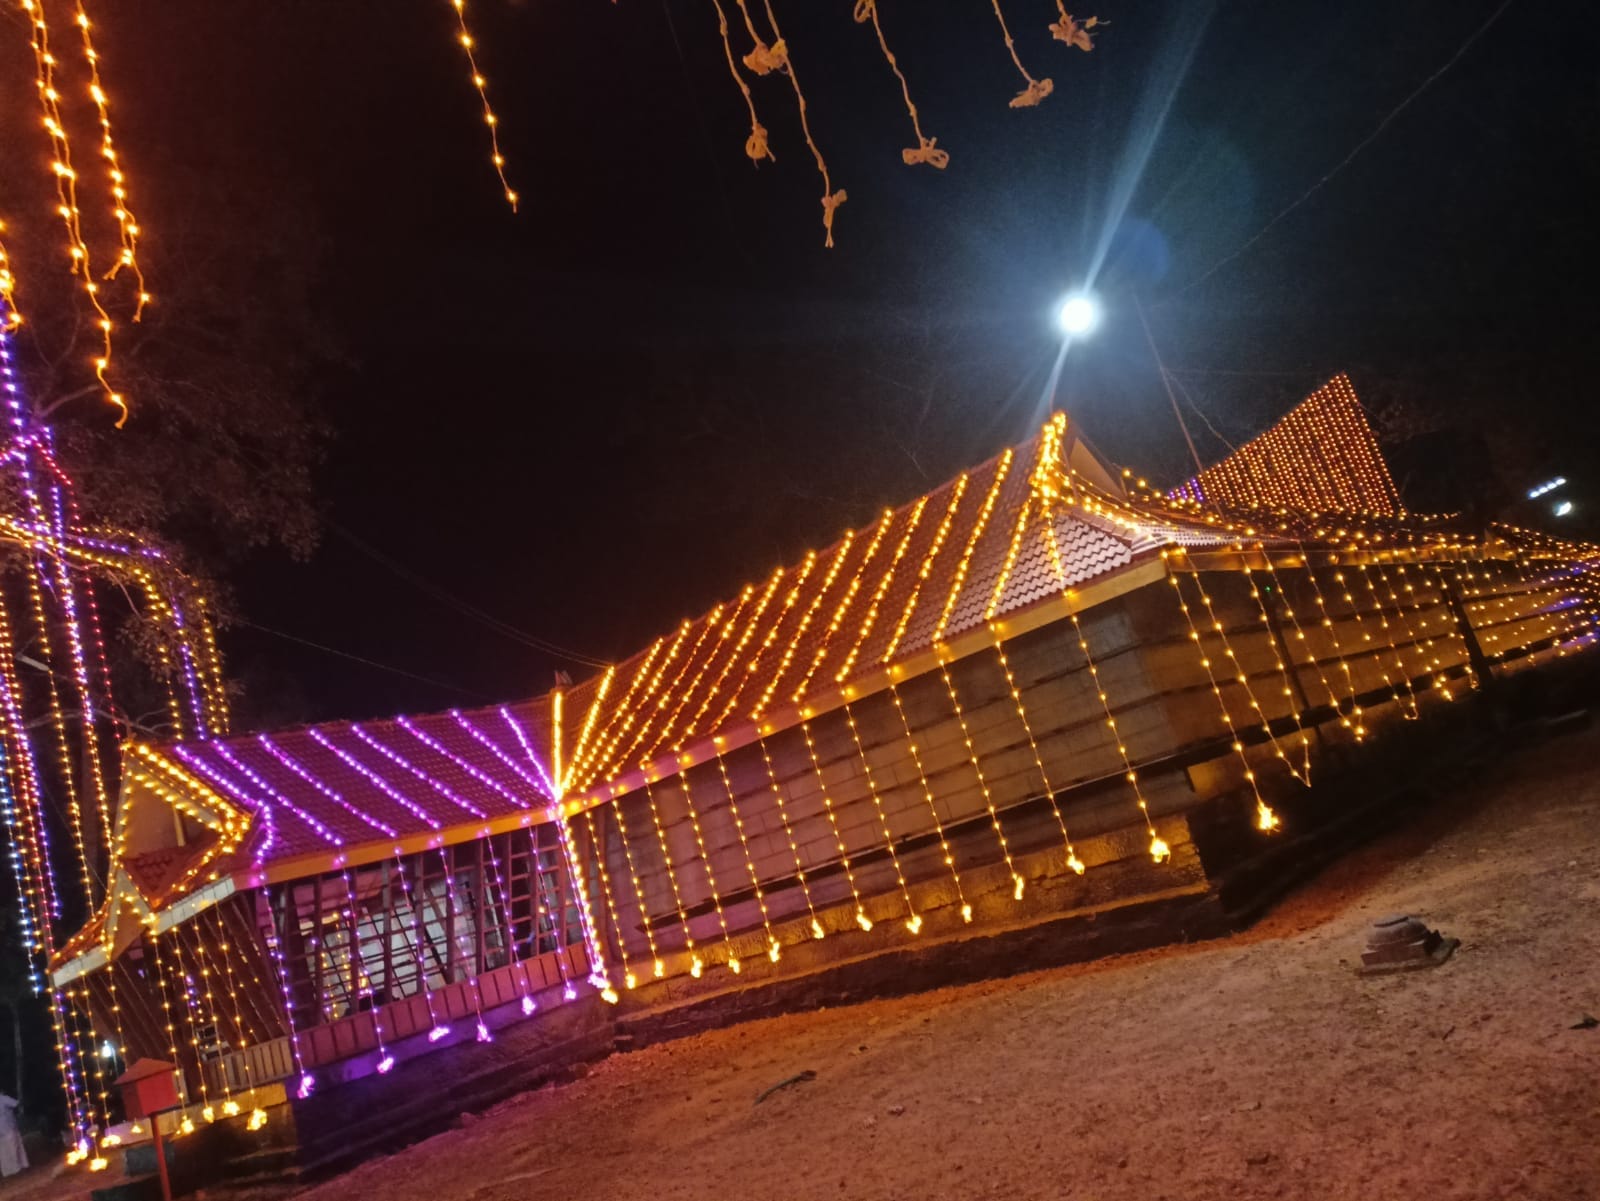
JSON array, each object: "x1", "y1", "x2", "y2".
[
  {"x1": 197, "y1": 906, "x2": 266, "y2": 1122},
  {"x1": 1249, "y1": 546, "x2": 1347, "y2": 761},
  {"x1": 884, "y1": 679, "x2": 975, "y2": 920},
  {"x1": 1297, "y1": 545, "x2": 1368, "y2": 738},
  {"x1": 1385, "y1": 560, "x2": 1453, "y2": 697},
  {"x1": 143, "y1": 924, "x2": 203, "y2": 1135},
  {"x1": 799, "y1": 718, "x2": 874, "y2": 931},
  {"x1": 853, "y1": 0, "x2": 948, "y2": 168},
  {"x1": 72, "y1": 1, "x2": 149, "y2": 319},
  {"x1": 1223, "y1": 548, "x2": 1318, "y2": 778},
  {"x1": 672, "y1": 767, "x2": 744, "y2": 973},
  {"x1": 990, "y1": 633, "x2": 1085, "y2": 876},
  {"x1": 841, "y1": 700, "x2": 922, "y2": 930},
  {"x1": 1349, "y1": 562, "x2": 1422, "y2": 718},
  {"x1": 62, "y1": 983, "x2": 111, "y2": 1167},
  {"x1": 1331, "y1": 563, "x2": 1416, "y2": 719},
  {"x1": 602, "y1": 793, "x2": 666, "y2": 979},
  {"x1": 19, "y1": 0, "x2": 124, "y2": 424},
  {"x1": 933, "y1": 653, "x2": 1026, "y2": 899},
  {"x1": 448, "y1": 0, "x2": 517, "y2": 208},
  {"x1": 580, "y1": 808, "x2": 637, "y2": 988},
  {"x1": 1188, "y1": 549, "x2": 1309, "y2": 787},
  {"x1": 791, "y1": 508, "x2": 896, "y2": 704},
  {"x1": 1163, "y1": 557, "x2": 1281, "y2": 831},
  {"x1": 987, "y1": 0, "x2": 1053, "y2": 107},
  {"x1": 1038, "y1": 500, "x2": 1167, "y2": 862},
  {"x1": 639, "y1": 774, "x2": 703, "y2": 977},
  {"x1": 0, "y1": 224, "x2": 21, "y2": 326},
  {"x1": 616, "y1": 607, "x2": 724, "y2": 771},
  {"x1": 171, "y1": 920, "x2": 234, "y2": 1122},
  {"x1": 755, "y1": 734, "x2": 825, "y2": 940},
  {"x1": 1365, "y1": 559, "x2": 1439, "y2": 701},
  {"x1": 710, "y1": 750, "x2": 783, "y2": 961}
]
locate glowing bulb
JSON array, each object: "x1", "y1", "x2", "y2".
[
  {"x1": 1056, "y1": 292, "x2": 1100, "y2": 337},
  {"x1": 297, "y1": 1074, "x2": 314, "y2": 1099},
  {"x1": 477, "y1": 1021, "x2": 494, "y2": 1040},
  {"x1": 1555, "y1": 500, "x2": 1575, "y2": 517},
  {"x1": 1149, "y1": 836, "x2": 1171, "y2": 864},
  {"x1": 247, "y1": 1109, "x2": 267, "y2": 1132},
  {"x1": 521, "y1": 996, "x2": 537, "y2": 1016},
  {"x1": 810, "y1": 919, "x2": 826, "y2": 940},
  {"x1": 377, "y1": 1056, "x2": 395, "y2": 1074},
  {"x1": 855, "y1": 911, "x2": 873, "y2": 932},
  {"x1": 690, "y1": 957, "x2": 704, "y2": 979},
  {"x1": 179, "y1": 1117, "x2": 194, "y2": 1136},
  {"x1": 601, "y1": 987, "x2": 620, "y2": 1003},
  {"x1": 960, "y1": 904, "x2": 973, "y2": 923},
  {"x1": 1012, "y1": 874, "x2": 1026, "y2": 901},
  {"x1": 905, "y1": 914, "x2": 923, "y2": 934},
  {"x1": 1256, "y1": 802, "x2": 1281, "y2": 832},
  {"x1": 428, "y1": 1025, "x2": 451, "y2": 1042},
  {"x1": 1067, "y1": 853, "x2": 1085, "y2": 875},
  {"x1": 202, "y1": 1106, "x2": 215, "y2": 1123},
  {"x1": 89, "y1": 1157, "x2": 108, "y2": 1172}
]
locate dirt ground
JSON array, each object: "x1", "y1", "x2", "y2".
[{"x1": 8, "y1": 721, "x2": 1599, "y2": 1201}]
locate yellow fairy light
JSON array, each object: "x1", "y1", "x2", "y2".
[
  {"x1": 73, "y1": 2, "x2": 149, "y2": 319},
  {"x1": 885, "y1": 681, "x2": 974, "y2": 918},
  {"x1": 563, "y1": 666, "x2": 616, "y2": 795},
  {"x1": 840, "y1": 701, "x2": 920, "y2": 929},
  {"x1": 604, "y1": 793, "x2": 665, "y2": 977},
  {"x1": 752, "y1": 533, "x2": 857, "y2": 721},
  {"x1": 882, "y1": 475, "x2": 968, "y2": 662},
  {"x1": 1039, "y1": 497, "x2": 1166, "y2": 861},
  {"x1": 20, "y1": 0, "x2": 125, "y2": 424},
  {"x1": 792, "y1": 509, "x2": 895, "y2": 703},
  {"x1": 755, "y1": 734, "x2": 825, "y2": 939},
  {"x1": 572, "y1": 635, "x2": 668, "y2": 791},
  {"x1": 932, "y1": 451, "x2": 1015, "y2": 643},
  {"x1": 990, "y1": 634, "x2": 1084, "y2": 875},
  {"x1": 834, "y1": 498, "x2": 928, "y2": 684},
  {"x1": 580, "y1": 810, "x2": 635, "y2": 987},
  {"x1": 709, "y1": 750, "x2": 783, "y2": 961},
  {"x1": 799, "y1": 719, "x2": 873, "y2": 931},
  {"x1": 448, "y1": 0, "x2": 517, "y2": 208},
  {"x1": 673, "y1": 769, "x2": 742, "y2": 972},
  {"x1": 683, "y1": 568, "x2": 785, "y2": 739},
  {"x1": 639, "y1": 775, "x2": 701, "y2": 976},
  {"x1": 935, "y1": 655, "x2": 1025, "y2": 899}
]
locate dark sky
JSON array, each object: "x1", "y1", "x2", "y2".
[{"x1": 112, "y1": 0, "x2": 1600, "y2": 724}]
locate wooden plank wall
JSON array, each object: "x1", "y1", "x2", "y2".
[{"x1": 584, "y1": 554, "x2": 1579, "y2": 971}]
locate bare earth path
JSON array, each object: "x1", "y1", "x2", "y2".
[{"x1": 292, "y1": 725, "x2": 1600, "y2": 1201}]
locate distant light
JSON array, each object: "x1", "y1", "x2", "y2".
[
  {"x1": 1056, "y1": 293, "x2": 1100, "y2": 337},
  {"x1": 1529, "y1": 477, "x2": 1567, "y2": 499},
  {"x1": 1554, "y1": 500, "x2": 1574, "y2": 517},
  {"x1": 99, "y1": 1041, "x2": 116, "y2": 1060}
]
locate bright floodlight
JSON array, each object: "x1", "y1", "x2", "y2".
[
  {"x1": 1554, "y1": 500, "x2": 1575, "y2": 517},
  {"x1": 1057, "y1": 293, "x2": 1100, "y2": 337}
]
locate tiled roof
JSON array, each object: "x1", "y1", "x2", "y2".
[{"x1": 135, "y1": 414, "x2": 1233, "y2": 872}]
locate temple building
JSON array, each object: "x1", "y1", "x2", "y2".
[{"x1": 48, "y1": 376, "x2": 1595, "y2": 1163}]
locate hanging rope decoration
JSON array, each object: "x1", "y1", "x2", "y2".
[
  {"x1": 737, "y1": 0, "x2": 848, "y2": 247},
  {"x1": 710, "y1": 0, "x2": 774, "y2": 163},
  {"x1": 1049, "y1": 6, "x2": 1104, "y2": 52},
  {"x1": 449, "y1": 0, "x2": 518, "y2": 209},
  {"x1": 853, "y1": 0, "x2": 948, "y2": 169},
  {"x1": 988, "y1": 0, "x2": 1053, "y2": 108}
]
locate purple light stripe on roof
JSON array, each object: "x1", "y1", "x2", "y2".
[
  {"x1": 180, "y1": 742, "x2": 343, "y2": 848},
  {"x1": 453, "y1": 710, "x2": 551, "y2": 799},
  {"x1": 348, "y1": 724, "x2": 489, "y2": 819},
  {"x1": 498, "y1": 707, "x2": 558, "y2": 799},
  {"x1": 307, "y1": 728, "x2": 442, "y2": 831},
  {"x1": 396, "y1": 716, "x2": 532, "y2": 809},
  {"x1": 257, "y1": 735, "x2": 397, "y2": 838}
]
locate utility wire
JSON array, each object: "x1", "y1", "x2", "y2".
[
  {"x1": 236, "y1": 619, "x2": 486, "y2": 699},
  {"x1": 328, "y1": 521, "x2": 610, "y2": 668},
  {"x1": 1173, "y1": 0, "x2": 1516, "y2": 298}
]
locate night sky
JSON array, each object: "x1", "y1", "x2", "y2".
[{"x1": 111, "y1": 0, "x2": 1600, "y2": 724}]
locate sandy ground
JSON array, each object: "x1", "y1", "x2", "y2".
[{"x1": 7, "y1": 722, "x2": 1599, "y2": 1201}]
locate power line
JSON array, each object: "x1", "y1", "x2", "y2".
[
  {"x1": 236, "y1": 619, "x2": 486, "y2": 699},
  {"x1": 1173, "y1": 0, "x2": 1516, "y2": 298},
  {"x1": 328, "y1": 522, "x2": 610, "y2": 668}
]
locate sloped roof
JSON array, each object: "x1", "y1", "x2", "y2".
[{"x1": 127, "y1": 413, "x2": 1234, "y2": 876}]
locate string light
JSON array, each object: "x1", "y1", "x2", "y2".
[
  {"x1": 841, "y1": 702, "x2": 920, "y2": 930},
  {"x1": 448, "y1": 0, "x2": 517, "y2": 208},
  {"x1": 73, "y1": 2, "x2": 149, "y2": 319},
  {"x1": 799, "y1": 719, "x2": 874, "y2": 931},
  {"x1": 755, "y1": 735, "x2": 824, "y2": 939},
  {"x1": 638, "y1": 775, "x2": 701, "y2": 976}
]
